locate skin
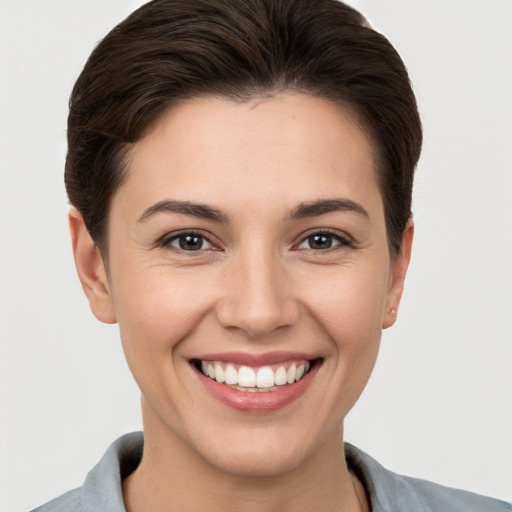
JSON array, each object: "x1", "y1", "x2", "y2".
[{"x1": 70, "y1": 93, "x2": 413, "y2": 512}]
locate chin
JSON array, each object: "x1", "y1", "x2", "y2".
[
  {"x1": 192, "y1": 424, "x2": 318, "y2": 478},
  {"x1": 207, "y1": 443, "x2": 308, "y2": 477}
]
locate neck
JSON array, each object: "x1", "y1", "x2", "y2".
[{"x1": 123, "y1": 409, "x2": 366, "y2": 512}]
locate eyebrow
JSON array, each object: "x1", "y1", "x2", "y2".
[
  {"x1": 288, "y1": 198, "x2": 370, "y2": 220},
  {"x1": 138, "y1": 200, "x2": 230, "y2": 223},
  {"x1": 137, "y1": 197, "x2": 369, "y2": 224}
]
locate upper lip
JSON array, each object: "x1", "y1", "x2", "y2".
[{"x1": 192, "y1": 351, "x2": 318, "y2": 366}]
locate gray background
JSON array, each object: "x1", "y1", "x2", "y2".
[{"x1": 1, "y1": 1, "x2": 511, "y2": 510}]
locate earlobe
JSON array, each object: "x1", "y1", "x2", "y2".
[
  {"x1": 382, "y1": 220, "x2": 414, "y2": 329},
  {"x1": 69, "y1": 208, "x2": 117, "y2": 324}
]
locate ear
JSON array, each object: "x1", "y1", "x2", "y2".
[
  {"x1": 382, "y1": 219, "x2": 414, "y2": 329},
  {"x1": 69, "y1": 208, "x2": 117, "y2": 324}
]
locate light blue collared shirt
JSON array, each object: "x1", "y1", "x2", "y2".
[{"x1": 32, "y1": 432, "x2": 511, "y2": 512}]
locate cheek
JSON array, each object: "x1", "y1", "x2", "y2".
[
  {"x1": 112, "y1": 267, "x2": 217, "y2": 362},
  {"x1": 302, "y1": 263, "x2": 388, "y2": 394},
  {"x1": 305, "y1": 265, "x2": 389, "y2": 342}
]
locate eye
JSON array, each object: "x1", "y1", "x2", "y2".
[
  {"x1": 296, "y1": 231, "x2": 351, "y2": 251},
  {"x1": 164, "y1": 232, "x2": 214, "y2": 251}
]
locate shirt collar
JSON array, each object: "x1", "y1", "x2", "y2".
[{"x1": 80, "y1": 432, "x2": 428, "y2": 512}]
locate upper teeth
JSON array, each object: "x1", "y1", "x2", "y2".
[{"x1": 200, "y1": 361, "x2": 311, "y2": 389}]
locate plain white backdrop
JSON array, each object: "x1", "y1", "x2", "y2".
[{"x1": 1, "y1": 1, "x2": 511, "y2": 510}]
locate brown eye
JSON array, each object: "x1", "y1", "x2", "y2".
[
  {"x1": 166, "y1": 233, "x2": 213, "y2": 251},
  {"x1": 297, "y1": 231, "x2": 351, "y2": 251},
  {"x1": 307, "y1": 234, "x2": 335, "y2": 250}
]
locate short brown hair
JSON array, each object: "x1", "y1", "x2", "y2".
[{"x1": 65, "y1": 0, "x2": 422, "y2": 257}]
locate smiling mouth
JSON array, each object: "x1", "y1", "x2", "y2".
[{"x1": 193, "y1": 359, "x2": 319, "y2": 392}]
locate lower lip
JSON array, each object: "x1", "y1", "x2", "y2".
[{"x1": 195, "y1": 363, "x2": 320, "y2": 413}]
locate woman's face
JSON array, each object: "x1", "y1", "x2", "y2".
[{"x1": 74, "y1": 94, "x2": 412, "y2": 476}]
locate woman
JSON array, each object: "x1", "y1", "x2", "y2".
[{"x1": 27, "y1": 0, "x2": 510, "y2": 510}]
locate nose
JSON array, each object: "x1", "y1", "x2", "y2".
[{"x1": 216, "y1": 248, "x2": 300, "y2": 338}]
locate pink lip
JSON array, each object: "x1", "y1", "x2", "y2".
[
  {"x1": 193, "y1": 351, "x2": 316, "y2": 366},
  {"x1": 193, "y1": 356, "x2": 321, "y2": 413}
]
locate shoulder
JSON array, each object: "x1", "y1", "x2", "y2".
[
  {"x1": 398, "y1": 475, "x2": 511, "y2": 512},
  {"x1": 29, "y1": 432, "x2": 143, "y2": 512},
  {"x1": 30, "y1": 488, "x2": 81, "y2": 512},
  {"x1": 345, "y1": 443, "x2": 511, "y2": 512}
]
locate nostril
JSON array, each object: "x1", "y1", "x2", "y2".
[
  {"x1": 214, "y1": 270, "x2": 300, "y2": 337},
  {"x1": 216, "y1": 304, "x2": 300, "y2": 338}
]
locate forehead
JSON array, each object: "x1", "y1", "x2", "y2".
[{"x1": 117, "y1": 93, "x2": 382, "y2": 218}]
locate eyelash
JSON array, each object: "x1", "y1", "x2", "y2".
[
  {"x1": 160, "y1": 230, "x2": 217, "y2": 253},
  {"x1": 294, "y1": 229, "x2": 354, "y2": 252},
  {"x1": 160, "y1": 229, "x2": 354, "y2": 254}
]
